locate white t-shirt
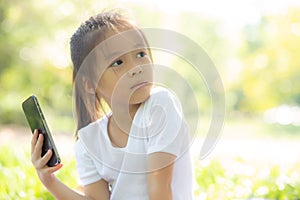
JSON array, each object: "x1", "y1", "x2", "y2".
[{"x1": 74, "y1": 87, "x2": 194, "y2": 200}]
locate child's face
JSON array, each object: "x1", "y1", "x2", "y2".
[{"x1": 95, "y1": 27, "x2": 153, "y2": 107}]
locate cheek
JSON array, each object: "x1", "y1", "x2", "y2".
[
  {"x1": 97, "y1": 75, "x2": 115, "y2": 99},
  {"x1": 146, "y1": 67, "x2": 153, "y2": 81},
  {"x1": 111, "y1": 80, "x2": 131, "y2": 102},
  {"x1": 98, "y1": 75, "x2": 130, "y2": 103}
]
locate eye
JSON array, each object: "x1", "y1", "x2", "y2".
[
  {"x1": 111, "y1": 59, "x2": 123, "y2": 67},
  {"x1": 136, "y1": 51, "x2": 146, "y2": 58}
]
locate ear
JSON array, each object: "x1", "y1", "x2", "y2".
[{"x1": 82, "y1": 76, "x2": 95, "y2": 94}]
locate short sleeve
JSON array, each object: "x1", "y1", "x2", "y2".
[
  {"x1": 146, "y1": 89, "x2": 189, "y2": 157},
  {"x1": 74, "y1": 139, "x2": 102, "y2": 186}
]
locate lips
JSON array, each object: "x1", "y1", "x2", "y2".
[{"x1": 130, "y1": 81, "x2": 148, "y2": 90}]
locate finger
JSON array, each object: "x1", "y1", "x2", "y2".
[
  {"x1": 37, "y1": 149, "x2": 53, "y2": 169},
  {"x1": 31, "y1": 129, "x2": 39, "y2": 153},
  {"x1": 31, "y1": 132, "x2": 43, "y2": 162},
  {"x1": 34, "y1": 133, "x2": 44, "y2": 157}
]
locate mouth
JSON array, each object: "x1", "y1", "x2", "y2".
[{"x1": 130, "y1": 81, "x2": 149, "y2": 90}]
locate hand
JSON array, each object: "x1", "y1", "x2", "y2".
[{"x1": 31, "y1": 129, "x2": 63, "y2": 186}]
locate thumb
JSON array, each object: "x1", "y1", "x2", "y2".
[{"x1": 48, "y1": 163, "x2": 63, "y2": 174}]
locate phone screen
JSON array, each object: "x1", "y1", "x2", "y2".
[{"x1": 22, "y1": 95, "x2": 61, "y2": 166}]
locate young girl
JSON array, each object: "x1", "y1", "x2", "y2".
[{"x1": 31, "y1": 10, "x2": 194, "y2": 200}]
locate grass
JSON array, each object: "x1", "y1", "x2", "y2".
[
  {"x1": 194, "y1": 158, "x2": 300, "y2": 199},
  {"x1": 0, "y1": 145, "x2": 78, "y2": 200},
  {"x1": 1, "y1": 145, "x2": 300, "y2": 200},
  {"x1": 1, "y1": 118, "x2": 300, "y2": 199}
]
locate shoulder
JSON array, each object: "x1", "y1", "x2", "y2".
[
  {"x1": 141, "y1": 87, "x2": 184, "y2": 128},
  {"x1": 75, "y1": 115, "x2": 109, "y2": 152},
  {"x1": 144, "y1": 87, "x2": 189, "y2": 156},
  {"x1": 77, "y1": 115, "x2": 109, "y2": 139},
  {"x1": 74, "y1": 115, "x2": 111, "y2": 163},
  {"x1": 150, "y1": 86, "x2": 176, "y2": 99},
  {"x1": 144, "y1": 87, "x2": 182, "y2": 114},
  {"x1": 147, "y1": 87, "x2": 181, "y2": 106}
]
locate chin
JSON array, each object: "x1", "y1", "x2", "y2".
[{"x1": 129, "y1": 85, "x2": 152, "y2": 104}]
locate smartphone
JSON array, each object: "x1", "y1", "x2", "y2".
[{"x1": 22, "y1": 95, "x2": 61, "y2": 167}]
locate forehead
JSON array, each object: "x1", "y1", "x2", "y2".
[
  {"x1": 106, "y1": 26, "x2": 146, "y2": 44},
  {"x1": 98, "y1": 28, "x2": 148, "y2": 60}
]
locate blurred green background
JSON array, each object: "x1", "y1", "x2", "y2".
[{"x1": 1, "y1": 0, "x2": 300, "y2": 199}]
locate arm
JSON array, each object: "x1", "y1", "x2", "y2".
[
  {"x1": 31, "y1": 130, "x2": 110, "y2": 200},
  {"x1": 39, "y1": 174, "x2": 110, "y2": 200},
  {"x1": 147, "y1": 152, "x2": 176, "y2": 200}
]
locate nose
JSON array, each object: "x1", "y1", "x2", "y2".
[{"x1": 128, "y1": 65, "x2": 143, "y2": 77}]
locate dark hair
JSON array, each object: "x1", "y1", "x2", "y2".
[{"x1": 70, "y1": 10, "x2": 151, "y2": 138}]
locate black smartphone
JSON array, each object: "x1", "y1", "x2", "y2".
[{"x1": 22, "y1": 95, "x2": 61, "y2": 167}]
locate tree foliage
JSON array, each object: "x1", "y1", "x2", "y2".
[
  {"x1": 0, "y1": 0, "x2": 299, "y2": 126},
  {"x1": 232, "y1": 7, "x2": 300, "y2": 112}
]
